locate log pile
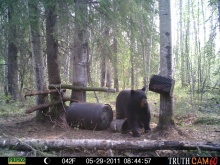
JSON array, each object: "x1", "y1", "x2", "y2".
[{"x1": 24, "y1": 84, "x2": 116, "y2": 113}]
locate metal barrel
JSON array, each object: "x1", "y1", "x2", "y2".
[
  {"x1": 66, "y1": 103, "x2": 113, "y2": 130},
  {"x1": 110, "y1": 119, "x2": 131, "y2": 133}
]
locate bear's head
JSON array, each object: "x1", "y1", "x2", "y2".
[{"x1": 130, "y1": 87, "x2": 148, "y2": 108}]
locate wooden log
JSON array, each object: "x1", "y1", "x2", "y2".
[
  {"x1": 48, "y1": 84, "x2": 116, "y2": 92},
  {"x1": 149, "y1": 75, "x2": 175, "y2": 96},
  {"x1": 25, "y1": 97, "x2": 78, "y2": 114},
  {"x1": 0, "y1": 138, "x2": 219, "y2": 151},
  {"x1": 24, "y1": 89, "x2": 66, "y2": 98}
]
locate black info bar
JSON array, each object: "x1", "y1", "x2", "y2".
[{"x1": 0, "y1": 156, "x2": 219, "y2": 165}]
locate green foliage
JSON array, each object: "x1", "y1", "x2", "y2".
[
  {"x1": 0, "y1": 101, "x2": 26, "y2": 117},
  {"x1": 194, "y1": 116, "x2": 220, "y2": 125}
]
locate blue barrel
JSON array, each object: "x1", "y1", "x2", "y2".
[{"x1": 66, "y1": 103, "x2": 113, "y2": 130}]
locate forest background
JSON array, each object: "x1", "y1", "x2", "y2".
[{"x1": 0, "y1": 0, "x2": 219, "y2": 156}]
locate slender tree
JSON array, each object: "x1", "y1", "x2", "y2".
[
  {"x1": 179, "y1": 0, "x2": 186, "y2": 87},
  {"x1": 113, "y1": 37, "x2": 119, "y2": 91},
  {"x1": 71, "y1": 0, "x2": 88, "y2": 102},
  {"x1": 45, "y1": 1, "x2": 64, "y2": 122},
  {"x1": 100, "y1": 24, "x2": 108, "y2": 87},
  {"x1": 147, "y1": 0, "x2": 155, "y2": 85},
  {"x1": 29, "y1": 0, "x2": 48, "y2": 121},
  {"x1": 112, "y1": 0, "x2": 119, "y2": 92},
  {"x1": 7, "y1": 2, "x2": 20, "y2": 101},
  {"x1": 157, "y1": 0, "x2": 175, "y2": 129},
  {"x1": 218, "y1": 0, "x2": 220, "y2": 32}
]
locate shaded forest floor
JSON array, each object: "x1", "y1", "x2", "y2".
[{"x1": 0, "y1": 90, "x2": 220, "y2": 157}]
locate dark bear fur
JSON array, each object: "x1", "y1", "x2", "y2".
[{"x1": 116, "y1": 87, "x2": 151, "y2": 137}]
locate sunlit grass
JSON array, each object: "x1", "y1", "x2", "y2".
[{"x1": 0, "y1": 84, "x2": 219, "y2": 127}]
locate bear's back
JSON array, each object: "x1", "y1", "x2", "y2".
[{"x1": 115, "y1": 90, "x2": 130, "y2": 119}]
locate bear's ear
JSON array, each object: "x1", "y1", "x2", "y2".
[
  {"x1": 141, "y1": 87, "x2": 146, "y2": 91},
  {"x1": 131, "y1": 90, "x2": 135, "y2": 95}
]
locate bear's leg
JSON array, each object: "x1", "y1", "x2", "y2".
[
  {"x1": 143, "y1": 110, "x2": 151, "y2": 132},
  {"x1": 128, "y1": 118, "x2": 140, "y2": 137},
  {"x1": 138, "y1": 121, "x2": 144, "y2": 129},
  {"x1": 139, "y1": 107, "x2": 151, "y2": 133}
]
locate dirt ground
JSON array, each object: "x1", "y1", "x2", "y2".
[{"x1": 0, "y1": 110, "x2": 219, "y2": 157}]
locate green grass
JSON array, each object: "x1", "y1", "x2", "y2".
[
  {"x1": 0, "y1": 102, "x2": 26, "y2": 117},
  {"x1": 0, "y1": 86, "x2": 219, "y2": 157},
  {"x1": 0, "y1": 85, "x2": 219, "y2": 124},
  {"x1": 194, "y1": 116, "x2": 220, "y2": 125}
]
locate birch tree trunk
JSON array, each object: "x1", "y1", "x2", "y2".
[
  {"x1": 147, "y1": 0, "x2": 155, "y2": 85},
  {"x1": 112, "y1": 0, "x2": 119, "y2": 91},
  {"x1": 185, "y1": 0, "x2": 194, "y2": 108},
  {"x1": 157, "y1": 0, "x2": 175, "y2": 129},
  {"x1": 191, "y1": 1, "x2": 199, "y2": 98},
  {"x1": 130, "y1": 22, "x2": 135, "y2": 90},
  {"x1": 179, "y1": 0, "x2": 186, "y2": 87},
  {"x1": 218, "y1": 0, "x2": 220, "y2": 32},
  {"x1": 7, "y1": 3, "x2": 20, "y2": 101},
  {"x1": 71, "y1": 0, "x2": 88, "y2": 102},
  {"x1": 1, "y1": 138, "x2": 219, "y2": 152},
  {"x1": 113, "y1": 37, "x2": 119, "y2": 92},
  {"x1": 29, "y1": 0, "x2": 48, "y2": 121}
]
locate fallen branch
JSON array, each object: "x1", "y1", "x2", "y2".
[
  {"x1": 25, "y1": 97, "x2": 78, "y2": 114},
  {"x1": 48, "y1": 84, "x2": 116, "y2": 93},
  {"x1": 0, "y1": 138, "x2": 219, "y2": 151},
  {"x1": 24, "y1": 89, "x2": 66, "y2": 98}
]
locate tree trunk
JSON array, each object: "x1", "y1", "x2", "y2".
[
  {"x1": 0, "y1": 138, "x2": 219, "y2": 152},
  {"x1": 147, "y1": 0, "x2": 155, "y2": 85},
  {"x1": 157, "y1": 0, "x2": 175, "y2": 129},
  {"x1": 106, "y1": 60, "x2": 112, "y2": 88},
  {"x1": 100, "y1": 54, "x2": 106, "y2": 87},
  {"x1": 185, "y1": 0, "x2": 194, "y2": 108},
  {"x1": 218, "y1": 0, "x2": 220, "y2": 32},
  {"x1": 130, "y1": 27, "x2": 135, "y2": 90},
  {"x1": 7, "y1": 3, "x2": 20, "y2": 101},
  {"x1": 180, "y1": 0, "x2": 186, "y2": 87},
  {"x1": 71, "y1": 0, "x2": 88, "y2": 102},
  {"x1": 100, "y1": 23, "x2": 111, "y2": 88},
  {"x1": 45, "y1": 1, "x2": 64, "y2": 122},
  {"x1": 141, "y1": 19, "x2": 147, "y2": 88},
  {"x1": 197, "y1": 0, "x2": 202, "y2": 103},
  {"x1": 191, "y1": 1, "x2": 199, "y2": 98},
  {"x1": 58, "y1": 1, "x2": 71, "y2": 83},
  {"x1": 113, "y1": 38, "x2": 119, "y2": 92},
  {"x1": 29, "y1": 0, "x2": 48, "y2": 121}
]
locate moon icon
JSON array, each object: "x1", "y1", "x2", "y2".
[{"x1": 44, "y1": 158, "x2": 51, "y2": 164}]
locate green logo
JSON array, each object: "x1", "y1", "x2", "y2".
[{"x1": 8, "y1": 157, "x2": 26, "y2": 164}]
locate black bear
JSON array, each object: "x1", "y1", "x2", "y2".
[{"x1": 116, "y1": 87, "x2": 151, "y2": 137}]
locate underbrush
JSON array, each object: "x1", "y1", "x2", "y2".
[{"x1": 0, "y1": 86, "x2": 219, "y2": 157}]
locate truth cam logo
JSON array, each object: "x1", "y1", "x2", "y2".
[
  {"x1": 168, "y1": 157, "x2": 218, "y2": 165},
  {"x1": 192, "y1": 157, "x2": 218, "y2": 165}
]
